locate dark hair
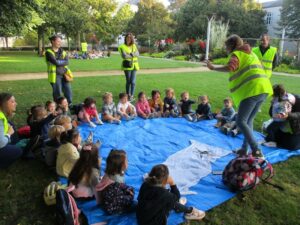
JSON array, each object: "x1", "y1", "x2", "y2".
[
  {"x1": 145, "y1": 164, "x2": 169, "y2": 186},
  {"x1": 45, "y1": 100, "x2": 56, "y2": 108},
  {"x1": 119, "y1": 93, "x2": 128, "y2": 99},
  {"x1": 60, "y1": 128, "x2": 80, "y2": 144},
  {"x1": 151, "y1": 90, "x2": 160, "y2": 98},
  {"x1": 68, "y1": 144, "x2": 100, "y2": 186},
  {"x1": 49, "y1": 34, "x2": 62, "y2": 42},
  {"x1": 124, "y1": 33, "x2": 134, "y2": 46},
  {"x1": 261, "y1": 33, "x2": 270, "y2": 40},
  {"x1": 105, "y1": 149, "x2": 127, "y2": 176},
  {"x1": 223, "y1": 97, "x2": 232, "y2": 103},
  {"x1": 138, "y1": 91, "x2": 145, "y2": 100},
  {"x1": 0, "y1": 92, "x2": 13, "y2": 109},
  {"x1": 225, "y1": 34, "x2": 243, "y2": 53},
  {"x1": 83, "y1": 97, "x2": 96, "y2": 107},
  {"x1": 273, "y1": 84, "x2": 286, "y2": 101},
  {"x1": 56, "y1": 96, "x2": 67, "y2": 105}
]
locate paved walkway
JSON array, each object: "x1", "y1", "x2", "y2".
[{"x1": 0, "y1": 67, "x2": 299, "y2": 81}]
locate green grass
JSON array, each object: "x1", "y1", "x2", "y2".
[
  {"x1": 274, "y1": 64, "x2": 300, "y2": 74},
  {"x1": 0, "y1": 52, "x2": 200, "y2": 74},
  {"x1": 0, "y1": 72, "x2": 300, "y2": 225}
]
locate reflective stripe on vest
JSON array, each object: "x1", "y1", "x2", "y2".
[
  {"x1": 46, "y1": 49, "x2": 67, "y2": 83},
  {"x1": 228, "y1": 51, "x2": 273, "y2": 107},
  {"x1": 118, "y1": 44, "x2": 140, "y2": 71},
  {"x1": 0, "y1": 111, "x2": 8, "y2": 134},
  {"x1": 252, "y1": 46, "x2": 277, "y2": 78}
]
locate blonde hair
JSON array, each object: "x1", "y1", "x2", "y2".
[
  {"x1": 225, "y1": 34, "x2": 244, "y2": 52},
  {"x1": 180, "y1": 91, "x2": 189, "y2": 98},
  {"x1": 54, "y1": 115, "x2": 71, "y2": 126},
  {"x1": 48, "y1": 125, "x2": 65, "y2": 140},
  {"x1": 224, "y1": 97, "x2": 233, "y2": 103},
  {"x1": 165, "y1": 88, "x2": 175, "y2": 97},
  {"x1": 199, "y1": 95, "x2": 209, "y2": 102},
  {"x1": 102, "y1": 92, "x2": 113, "y2": 101}
]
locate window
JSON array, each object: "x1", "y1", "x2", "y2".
[{"x1": 266, "y1": 12, "x2": 272, "y2": 25}]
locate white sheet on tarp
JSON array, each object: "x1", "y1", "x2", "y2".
[{"x1": 163, "y1": 140, "x2": 231, "y2": 195}]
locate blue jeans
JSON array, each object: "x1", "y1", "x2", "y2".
[
  {"x1": 236, "y1": 94, "x2": 268, "y2": 151},
  {"x1": 124, "y1": 70, "x2": 136, "y2": 97},
  {"x1": 51, "y1": 75, "x2": 73, "y2": 104},
  {"x1": 0, "y1": 144, "x2": 23, "y2": 169}
]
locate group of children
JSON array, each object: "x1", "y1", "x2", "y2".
[{"x1": 21, "y1": 88, "x2": 245, "y2": 224}]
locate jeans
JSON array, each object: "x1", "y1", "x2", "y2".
[
  {"x1": 51, "y1": 75, "x2": 73, "y2": 104},
  {"x1": 124, "y1": 70, "x2": 137, "y2": 97},
  {"x1": 236, "y1": 93, "x2": 268, "y2": 151},
  {"x1": 0, "y1": 144, "x2": 23, "y2": 169}
]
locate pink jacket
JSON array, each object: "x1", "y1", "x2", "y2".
[{"x1": 136, "y1": 100, "x2": 151, "y2": 115}]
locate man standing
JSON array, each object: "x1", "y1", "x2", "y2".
[{"x1": 253, "y1": 34, "x2": 278, "y2": 78}]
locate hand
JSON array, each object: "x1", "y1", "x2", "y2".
[
  {"x1": 206, "y1": 60, "x2": 214, "y2": 70},
  {"x1": 8, "y1": 125, "x2": 14, "y2": 136},
  {"x1": 167, "y1": 176, "x2": 175, "y2": 186},
  {"x1": 274, "y1": 113, "x2": 288, "y2": 119}
]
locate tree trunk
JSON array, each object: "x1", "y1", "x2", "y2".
[
  {"x1": 42, "y1": 32, "x2": 45, "y2": 54},
  {"x1": 5, "y1": 36, "x2": 8, "y2": 49},
  {"x1": 76, "y1": 32, "x2": 81, "y2": 51},
  {"x1": 38, "y1": 27, "x2": 43, "y2": 56},
  {"x1": 67, "y1": 35, "x2": 70, "y2": 51}
]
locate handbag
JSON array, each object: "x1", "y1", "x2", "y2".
[{"x1": 64, "y1": 68, "x2": 73, "y2": 82}]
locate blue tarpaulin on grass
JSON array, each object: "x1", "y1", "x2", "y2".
[{"x1": 60, "y1": 118, "x2": 300, "y2": 225}]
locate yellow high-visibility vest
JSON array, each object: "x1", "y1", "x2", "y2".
[
  {"x1": 0, "y1": 111, "x2": 8, "y2": 134},
  {"x1": 228, "y1": 51, "x2": 273, "y2": 107},
  {"x1": 252, "y1": 46, "x2": 277, "y2": 78},
  {"x1": 118, "y1": 43, "x2": 140, "y2": 71}
]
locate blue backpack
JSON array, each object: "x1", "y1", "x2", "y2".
[{"x1": 56, "y1": 188, "x2": 80, "y2": 225}]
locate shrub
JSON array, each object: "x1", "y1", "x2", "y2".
[
  {"x1": 213, "y1": 57, "x2": 228, "y2": 65},
  {"x1": 164, "y1": 51, "x2": 176, "y2": 58},
  {"x1": 211, "y1": 48, "x2": 227, "y2": 59},
  {"x1": 173, "y1": 55, "x2": 187, "y2": 61},
  {"x1": 151, "y1": 52, "x2": 165, "y2": 58},
  {"x1": 280, "y1": 55, "x2": 294, "y2": 65}
]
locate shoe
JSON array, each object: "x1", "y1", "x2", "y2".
[
  {"x1": 179, "y1": 197, "x2": 187, "y2": 205},
  {"x1": 89, "y1": 122, "x2": 97, "y2": 128},
  {"x1": 114, "y1": 119, "x2": 121, "y2": 125},
  {"x1": 95, "y1": 120, "x2": 104, "y2": 125},
  {"x1": 230, "y1": 129, "x2": 239, "y2": 137},
  {"x1": 234, "y1": 149, "x2": 247, "y2": 157},
  {"x1": 252, "y1": 149, "x2": 265, "y2": 159},
  {"x1": 143, "y1": 173, "x2": 149, "y2": 181},
  {"x1": 185, "y1": 207, "x2": 206, "y2": 220},
  {"x1": 262, "y1": 141, "x2": 277, "y2": 148},
  {"x1": 129, "y1": 96, "x2": 135, "y2": 102}
]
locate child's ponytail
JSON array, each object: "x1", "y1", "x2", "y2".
[{"x1": 146, "y1": 164, "x2": 169, "y2": 186}]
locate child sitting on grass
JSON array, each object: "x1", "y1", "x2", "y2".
[
  {"x1": 96, "y1": 149, "x2": 135, "y2": 214},
  {"x1": 136, "y1": 92, "x2": 155, "y2": 119},
  {"x1": 101, "y1": 92, "x2": 121, "y2": 124},
  {"x1": 136, "y1": 164, "x2": 205, "y2": 225},
  {"x1": 148, "y1": 90, "x2": 163, "y2": 118},
  {"x1": 195, "y1": 95, "x2": 213, "y2": 121},
  {"x1": 117, "y1": 93, "x2": 137, "y2": 120},
  {"x1": 179, "y1": 91, "x2": 197, "y2": 122},
  {"x1": 45, "y1": 100, "x2": 56, "y2": 115},
  {"x1": 78, "y1": 97, "x2": 103, "y2": 127},
  {"x1": 68, "y1": 143, "x2": 101, "y2": 200},
  {"x1": 163, "y1": 88, "x2": 179, "y2": 117},
  {"x1": 214, "y1": 97, "x2": 235, "y2": 128},
  {"x1": 56, "y1": 128, "x2": 81, "y2": 178}
]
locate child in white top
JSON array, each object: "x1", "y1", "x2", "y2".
[{"x1": 117, "y1": 93, "x2": 137, "y2": 120}]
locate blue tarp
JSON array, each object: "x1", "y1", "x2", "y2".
[{"x1": 60, "y1": 118, "x2": 300, "y2": 225}]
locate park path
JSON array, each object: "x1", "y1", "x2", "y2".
[{"x1": 0, "y1": 67, "x2": 299, "y2": 81}]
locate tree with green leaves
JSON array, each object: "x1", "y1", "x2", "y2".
[
  {"x1": 112, "y1": 4, "x2": 135, "y2": 38},
  {"x1": 279, "y1": 0, "x2": 300, "y2": 38},
  {"x1": 127, "y1": 0, "x2": 175, "y2": 46}
]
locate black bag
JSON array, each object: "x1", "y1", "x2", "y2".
[
  {"x1": 56, "y1": 189, "x2": 80, "y2": 225},
  {"x1": 122, "y1": 59, "x2": 133, "y2": 68}
]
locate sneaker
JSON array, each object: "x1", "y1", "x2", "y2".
[
  {"x1": 262, "y1": 141, "x2": 277, "y2": 148},
  {"x1": 252, "y1": 149, "x2": 265, "y2": 159},
  {"x1": 179, "y1": 197, "x2": 187, "y2": 205},
  {"x1": 220, "y1": 127, "x2": 230, "y2": 135},
  {"x1": 113, "y1": 119, "x2": 121, "y2": 125},
  {"x1": 95, "y1": 120, "x2": 104, "y2": 125},
  {"x1": 230, "y1": 129, "x2": 239, "y2": 137},
  {"x1": 89, "y1": 122, "x2": 97, "y2": 128},
  {"x1": 234, "y1": 149, "x2": 247, "y2": 157},
  {"x1": 185, "y1": 207, "x2": 206, "y2": 221},
  {"x1": 129, "y1": 96, "x2": 135, "y2": 102}
]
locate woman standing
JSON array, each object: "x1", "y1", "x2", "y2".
[
  {"x1": 0, "y1": 93, "x2": 23, "y2": 169},
  {"x1": 207, "y1": 35, "x2": 273, "y2": 158},
  {"x1": 45, "y1": 35, "x2": 73, "y2": 105},
  {"x1": 118, "y1": 33, "x2": 140, "y2": 101}
]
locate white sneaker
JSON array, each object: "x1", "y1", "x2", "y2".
[
  {"x1": 89, "y1": 122, "x2": 96, "y2": 128},
  {"x1": 179, "y1": 197, "x2": 187, "y2": 205},
  {"x1": 262, "y1": 141, "x2": 277, "y2": 148},
  {"x1": 95, "y1": 120, "x2": 104, "y2": 125},
  {"x1": 185, "y1": 207, "x2": 205, "y2": 220}
]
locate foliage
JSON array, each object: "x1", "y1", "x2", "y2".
[
  {"x1": 169, "y1": 0, "x2": 187, "y2": 12},
  {"x1": 173, "y1": 55, "x2": 187, "y2": 61},
  {"x1": 150, "y1": 52, "x2": 166, "y2": 58},
  {"x1": 112, "y1": 3, "x2": 135, "y2": 37},
  {"x1": 13, "y1": 31, "x2": 38, "y2": 47},
  {"x1": 210, "y1": 20, "x2": 229, "y2": 51},
  {"x1": 164, "y1": 51, "x2": 176, "y2": 58},
  {"x1": 279, "y1": 0, "x2": 300, "y2": 38},
  {"x1": 274, "y1": 64, "x2": 300, "y2": 74},
  {"x1": 174, "y1": 0, "x2": 266, "y2": 41},
  {"x1": 212, "y1": 57, "x2": 228, "y2": 65},
  {"x1": 280, "y1": 55, "x2": 294, "y2": 65},
  {"x1": 127, "y1": 0, "x2": 175, "y2": 46},
  {"x1": 211, "y1": 48, "x2": 228, "y2": 60}
]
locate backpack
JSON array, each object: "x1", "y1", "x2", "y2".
[
  {"x1": 56, "y1": 186, "x2": 80, "y2": 225},
  {"x1": 222, "y1": 156, "x2": 274, "y2": 192}
]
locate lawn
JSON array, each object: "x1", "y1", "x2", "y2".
[
  {"x1": 0, "y1": 72, "x2": 299, "y2": 225},
  {"x1": 0, "y1": 51, "x2": 200, "y2": 74}
]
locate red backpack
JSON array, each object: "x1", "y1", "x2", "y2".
[{"x1": 222, "y1": 156, "x2": 275, "y2": 192}]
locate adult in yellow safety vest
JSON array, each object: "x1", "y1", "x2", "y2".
[
  {"x1": 252, "y1": 34, "x2": 278, "y2": 78},
  {"x1": 45, "y1": 34, "x2": 73, "y2": 105},
  {"x1": 0, "y1": 93, "x2": 23, "y2": 168},
  {"x1": 118, "y1": 33, "x2": 140, "y2": 101},
  {"x1": 207, "y1": 34, "x2": 273, "y2": 158}
]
